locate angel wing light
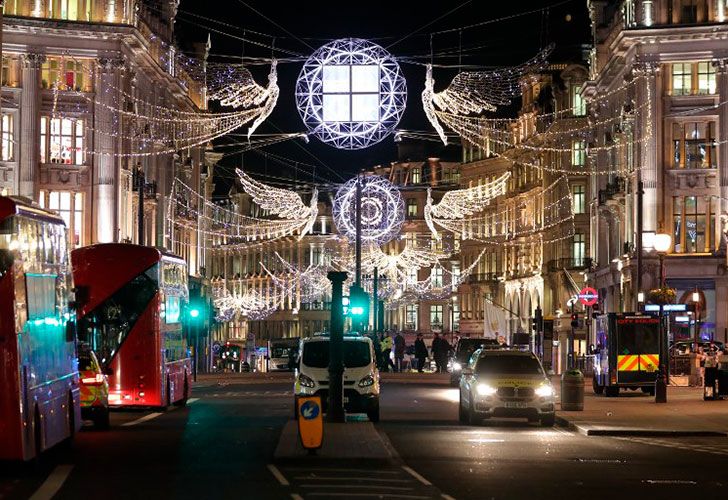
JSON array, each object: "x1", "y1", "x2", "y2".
[
  {"x1": 425, "y1": 171, "x2": 510, "y2": 239},
  {"x1": 423, "y1": 46, "x2": 553, "y2": 144},
  {"x1": 236, "y1": 168, "x2": 318, "y2": 239},
  {"x1": 208, "y1": 61, "x2": 280, "y2": 139}
]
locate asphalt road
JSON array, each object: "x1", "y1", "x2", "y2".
[{"x1": 2, "y1": 374, "x2": 728, "y2": 500}]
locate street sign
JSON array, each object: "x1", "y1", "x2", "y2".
[
  {"x1": 297, "y1": 396, "x2": 323, "y2": 451},
  {"x1": 578, "y1": 287, "x2": 598, "y2": 307},
  {"x1": 644, "y1": 304, "x2": 687, "y2": 312}
]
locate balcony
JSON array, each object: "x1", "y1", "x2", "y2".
[
  {"x1": 467, "y1": 273, "x2": 500, "y2": 284},
  {"x1": 546, "y1": 258, "x2": 593, "y2": 273},
  {"x1": 598, "y1": 176, "x2": 625, "y2": 206}
]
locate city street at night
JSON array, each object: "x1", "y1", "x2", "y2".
[{"x1": 3, "y1": 374, "x2": 728, "y2": 500}]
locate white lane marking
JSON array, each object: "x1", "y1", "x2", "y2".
[
  {"x1": 441, "y1": 494, "x2": 457, "y2": 500},
  {"x1": 29, "y1": 464, "x2": 74, "y2": 500},
  {"x1": 467, "y1": 438, "x2": 505, "y2": 443},
  {"x1": 285, "y1": 468, "x2": 399, "y2": 474},
  {"x1": 294, "y1": 477, "x2": 411, "y2": 483},
  {"x1": 308, "y1": 494, "x2": 430, "y2": 499},
  {"x1": 187, "y1": 398, "x2": 200, "y2": 404},
  {"x1": 268, "y1": 464, "x2": 290, "y2": 486},
  {"x1": 401, "y1": 466, "x2": 432, "y2": 486},
  {"x1": 121, "y1": 412, "x2": 163, "y2": 427},
  {"x1": 300, "y1": 485, "x2": 413, "y2": 491},
  {"x1": 291, "y1": 495, "x2": 304, "y2": 500}
]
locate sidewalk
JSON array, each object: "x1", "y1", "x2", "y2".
[{"x1": 556, "y1": 385, "x2": 728, "y2": 436}]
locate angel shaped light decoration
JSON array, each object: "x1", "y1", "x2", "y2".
[
  {"x1": 422, "y1": 45, "x2": 552, "y2": 145},
  {"x1": 236, "y1": 168, "x2": 318, "y2": 239},
  {"x1": 208, "y1": 61, "x2": 280, "y2": 139}
]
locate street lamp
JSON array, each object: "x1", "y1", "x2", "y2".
[
  {"x1": 653, "y1": 232, "x2": 671, "y2": 404},
  {"x1": 692, "y1": 288, "x2": 701, "y2": 354}
]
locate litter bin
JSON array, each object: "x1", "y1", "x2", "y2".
[{"x1": 561, "y1": 369, "x2": 584, "y2": 411}]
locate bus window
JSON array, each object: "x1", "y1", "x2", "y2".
[{"x1": 78, "y1": 263, "x2": 159, "y2": 367}]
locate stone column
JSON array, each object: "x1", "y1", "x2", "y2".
[
  {"x1": 94, "y1": 57, "x2": 123, "y2": 243},
  {"x1": 714, "y1": 60, "x2": 728, "y2": 236},
  {"x1": 635, "y1": 62, "x2": 659, "y2": 234},
  {"x1": 19, "y1": 52, "x2": 44, "y2": 199}
]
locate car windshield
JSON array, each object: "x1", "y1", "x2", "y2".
[
  {"x1": 476, "y1": 355, "x2": 543, "y2": 376},
  {"x1": 456, "y1": 339, "x2": 496, "y2": 361},
  {"x1": 302, "y1": 341, "x2": 371, "y2": 368}
]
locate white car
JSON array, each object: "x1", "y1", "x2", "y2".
[
  {"x1": 459, "y1": 349, "x2": 556, "y2": 426},
  {"x1": 294, "y1": 333, "x2": 380, "y2": 422}
]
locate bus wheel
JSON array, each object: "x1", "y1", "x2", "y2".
[
  {"x1": 592, "y1": 377, "x2": 604, "y2": 395},
  {"x1": 174, "y1": 376, "x2": 189, "y2": 407},
  {"x1": 605, "y1": 386, "x2": 619, "y2": 397}
]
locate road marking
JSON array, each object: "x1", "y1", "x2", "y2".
[
  {"x1": 29, "y1": 464, "x2": 73, "y2": 500},
  {"x1": 300, "y1": 485, "x2": 414, "y2": 491},
  {"x1": 286, "y1": 468, "x2": 399, "y2": 474},
  {"x1": 441, "y1": 494, "x2": 457, "y2": 500},
  {"x1": 308, "y1": 494, "x2": 431, "y2": 499},
  {"x1": 402, "y1": 466, "x2": 432, "y2": 486},
  {"x1": 291, "y1": 495, "x2": 304, "y2": 500},
  {"x1": 467, "y1": 438, "x2": 505, "y2": 443},
  {"x1": 121, "y1": 412, "x2": 163, "y2": 427},
  {"x1": 187, "y1": 398, "x2": 200, "y2": 404},
  {"x1": 268, "y1": 464, "x2": 290, "y2": 486},
  {"x1": 294, "y1": 477, "x2": 412, "y2": 483}
]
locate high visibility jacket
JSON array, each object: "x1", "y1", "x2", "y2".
[{"x1": 380, "y1": 336, "x2": 393, "y2": 351}]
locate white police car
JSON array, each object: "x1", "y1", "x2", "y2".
[
  {"x1": 294, "y1": 333, "x2": 380, "y2": 422},
  {"x1": 459, "y1": 349, "x2": 555, "y2": 426}
]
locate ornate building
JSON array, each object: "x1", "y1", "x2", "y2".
[
  {"x1": 0, "y1": 0, "x2": 209, "y2": 277},
  {"x1": 586, "y1": 0, "x2": 728, "y2": 345}
]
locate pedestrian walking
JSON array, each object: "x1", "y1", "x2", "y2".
[
  {"x1": 394, "y1": 332, "x2": 406, "y2": 372},
  {"x1": 414, "y1": 333, "x2": 428, "y2": 373},
  {"x1": 431, "y1": 332, "x2": 450, "y2": 373}
]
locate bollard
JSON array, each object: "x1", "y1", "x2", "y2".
[{"x1": 561, "y1": 369, "x2": 585, "y2": 411}]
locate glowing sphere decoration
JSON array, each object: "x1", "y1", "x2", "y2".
[
  {"x1": 333, "y1": 176, "x2": 404, "y2": 245},
  {"x1": 295, "y1": 38, "x2": 407, "y2": 150}
]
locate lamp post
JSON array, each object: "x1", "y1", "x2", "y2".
[{"x1": 653, "y1": 232, "x2": 671, "y2": 404}]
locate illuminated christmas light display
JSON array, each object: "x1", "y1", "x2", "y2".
[
  {"x1": 295, "y1": 38, "x2": 407, "y2": 150},
  {"x1": 333, "y1": 176, "x2": 404, "y2": 245}
]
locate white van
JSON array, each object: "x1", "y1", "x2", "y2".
[{"x1": 294, "y1": 333, "x2": 380, "y2": 422}]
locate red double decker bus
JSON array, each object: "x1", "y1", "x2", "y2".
[
  {"x1": 0, "y1": 196, "x2": 81, "y2": 461},
  {"x1": 71, "y1": 244, "x2": 191, "y2": 408}
]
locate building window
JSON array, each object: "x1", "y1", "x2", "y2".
[
  {"x1": 431, "y1": 267, "x2": 443, "y2": 288},
  {"x1": 572, "y1": 231, "x2": 586, "y2": 264},
  {"x1": 451, "y1": 263, "x2": 460, "y2": 291},
  {"x1": 452, "y1": 301, "x2": 460, "y2": 331},
  {"x1": 405, "y1": 305, "x2": 418, "y2": 330},
  {"x1": 47, "y1": 0, "x2": 92, "y2": 22},
  {"x1": 1, "y1": 114, "x2": 13, "y2": 161},
  {"x1": 406, "y1": 198, "x2": 418, "y2": 217},
  {"x1": 430, "y1": 305, "x2": 443, "y2": 328},
  {"x1": 680, "y1": 0, "x2": 699, "y2": 23},
  {"x1": 2, "y1": 56, "x2": 13, "y2": 87},
  {"x1": 571, "y1": 140, "x2": 586, "y2": 167},
  {"x1": 40, "y1": 116, "x2": 85, "y2": 165},
  {"x1": 570, "y1": 84, "x2": 586, "y2": 116},
  {"x1": 321, "y1": 63, "x2": 379, "y2": 122},
  {"x1": 411, "y1": 167, "x2": 421, "y2": 184},
  {"x1": 673, "y1": 195, "x2": 715, "y2": 253},
  {"x1": 672, "y1": 122, "x2": 716, "y2": 169},
  {"x1": 41, "y1": 58, "x2": 89, "y2": 91},
  {"x1": 39, "y1": 190, "x2": 84, "y2": 248},
  {"x1": 697, "y1": 62, "x2": 716, "y2": 94},
  {"x1": 571, "y1": 184, "x2": 585, "y2": 214},
  {"x1": 407, "y1": 267, "x2": 418, "y2": 285},
  {"x1": 405, "y1": 232, "x2": 417, "y2": 246},
  {"x1": 671, "y1": 63, "x2": 692, "y2": 95}
]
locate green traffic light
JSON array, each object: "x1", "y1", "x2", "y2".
[
  {"x1": 350, "y1": 306, "x2": 364, "y2": 316},
  {"x1": 189, "y1": 308, "x2": 200, "y2": 318}
]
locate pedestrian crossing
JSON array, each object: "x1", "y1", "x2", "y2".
[
  {"x1": 614, "y1": 436, "x2": 728, "y2": 457},
  {"x1": 271, "y1": 465, "x2": 450, "y2": 499}
]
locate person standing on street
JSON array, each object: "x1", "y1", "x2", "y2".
[
  {"x1": 431, "y1": 332, "x2": 449, "y2": 373},
  {"x1": 394, "y1": 331, "x2": 406, "y2": 372},
  {"x1": 414, "y1": 333, "x2": 428, "y2": 373},
  {"x1": 380, "y1": 332, "x2": 395, "y2": 372}
]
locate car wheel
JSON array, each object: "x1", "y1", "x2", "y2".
[
  {"x1": 367, "y1": 401, "x2": 380, "y2": 423},
  {"x1": 592, "y1": 377, "x2": 604, "y2": 395},
  {"x1": 458, "y1": 397, "x2": 468, "y2": 424},
  {"x1": 605, "y1": 386, "x2": 619, "y2": 398},
  {"x1": 540, "y1": 414, "x2": 555, "y2": 427},
  {"x1": 467, "y1": 396, "x2": 479, "y2": 425}
]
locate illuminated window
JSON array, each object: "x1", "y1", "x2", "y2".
[
  {"x1": 1, "y1": 56, "x2": 13, "y2": 87},
  {"x1": 697, "y1": 62, "x2": 715, "y2": 94},
  {"x1": 321, "y1": 64, "x2": 380, "y2": 122},
  {"x1": 430, "y1": 305, "x2": 443, "y2": 328},
  {"x1": 39, "y1": 190, "x2": 84, "y2": 248},
  {"x1": 671, "y1": 63, "x2": 692, "y2": 95},
  {"x1": 1, "y1": 114, "x2": 13, "y2": 161},
  {"x1": 571, "y1": 184, "x2": 585, "y2": 214},
  {"x1": 40, "y1": 116, "x2": 85, "y2": 165},
  {"x1": 572, "y1": 231, "x2": 586, "y2": 264},
  {"x1": 452, "y1": 301, "x2": 460, "y2": 330},
  {"x1": 570, "y1": 84, "x2": 586, "y2": 116},
  {"x1": 405, "y1": 305, "x2": 418, "y2": 330},
  {"x1": 406, "y1": 198, "x2": 418, "y2": 217},
  {"x1": 431, "y1": 267, "x2": 443, "y2": 288},
  {"x1": 411, "y1": 167, "x2": 421, "y2": 184},
  {"x1": 407, "y1": 267, "x2": 418, "y2": 285},
  {"x1": 42, "y1": 58, "x2": 87, "y2": 91},
  {"x1": 673, "y1": 195, "x2": 715, "y2": 253},
  {"x1": 571, "y1": 140, "x2": 586, "y2": 167},
  {"x1": 672, "y1": 122, "x2": 716, "y2": 168}
]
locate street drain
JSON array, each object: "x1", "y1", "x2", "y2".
[{"x1": 574, "y1": 458, "x2": 627, "y2": 464}]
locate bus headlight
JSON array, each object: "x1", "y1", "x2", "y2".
[{"x1": 535, "y1": 384, "x2": 554, "y2": 398}]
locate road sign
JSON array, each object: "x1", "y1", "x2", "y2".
[
  {"x1": 578, "y1": 287, "x2": 598, "y2": 307},
  {"x1": 297, "y1": 396, "x2": 323, "y2": 451}
]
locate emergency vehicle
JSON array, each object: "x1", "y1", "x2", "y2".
[{"x1": 592, "y1": 313, "x2": 661, "y2": 397}]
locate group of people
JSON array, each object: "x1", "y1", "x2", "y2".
[{"x1": 369, "y1": 331, "x2": 453, "y2": 373}]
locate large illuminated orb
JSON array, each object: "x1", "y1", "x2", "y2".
[
  {"x1": 295, "y1": 38, "x2": 407, "y2": 150},
  {"x1": 333, "y1": 176, "x2": 404, "y2": 245}
]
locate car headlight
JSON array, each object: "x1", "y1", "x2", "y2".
[
  {"x1": 535, "y1": 384, "x2": 554, "y2": 397},
  {"x1": 298, "y1": 374, "x2": 315, "y2": 388},
  {"x1": 452, "y1": 362, "x2": 462, "y2": 371},
  {"x1": 476, "y1": 383, "x2": 497, "y2": 396},
  {"x1": 358, "y1": 375, "x2": 375, "y2": 387}
]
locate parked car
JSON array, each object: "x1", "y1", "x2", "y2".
[{"x1": 670, "y1": 340, "x2": 724, "y2": 355}]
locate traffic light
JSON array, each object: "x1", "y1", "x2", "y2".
[
  {"x1": 348, "y1": 284, "x2": 369, "y2": 319},
  {"x1": 571, "y1": 312, "x2": 579, "y2": 328},
  {"x1": 532, "y1": 306, "x2": 543, "y2": 333}
]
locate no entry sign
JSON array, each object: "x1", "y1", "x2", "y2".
[{"x1": 578, "y1": 287, "x2": 598, "y2": 307}]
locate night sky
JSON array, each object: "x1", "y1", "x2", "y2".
[{"x1": 174, "y1": 0, "x2": 590, "y2": 195}]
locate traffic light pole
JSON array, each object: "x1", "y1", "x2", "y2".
[
  {"x1": 355, "y1": 176, "x2": 362, "y2": 286},
  {"x1": 372, "y1": 267, "x2": 378, "y2": 334},
  {"x1": 327, "y1": 271, "x2": 348, "y2": 423}
]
